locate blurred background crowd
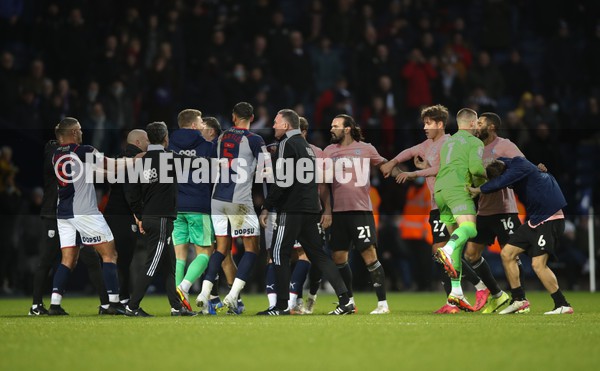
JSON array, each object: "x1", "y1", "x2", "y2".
[{"x1": 0, "y1": 0, "x2": 598, "y2": 296}]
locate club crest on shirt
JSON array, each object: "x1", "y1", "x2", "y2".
[{"x1": 48, "y1": 230, "x2": 55, "y2": 238}]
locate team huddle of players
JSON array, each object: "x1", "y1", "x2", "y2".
[{"x1": 30, "y1": 101, "x2": 573, "y2": 317}]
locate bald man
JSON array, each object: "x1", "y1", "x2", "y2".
[{"x1": 104, "y1": 129, "x2": 149, "y2": 305}]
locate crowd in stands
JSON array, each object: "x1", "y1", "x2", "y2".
[{"x1": 1, "y1": 0, "x2": 598, "y2": 295}]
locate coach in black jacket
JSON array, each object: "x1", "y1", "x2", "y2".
[
  {"x1": 104, "y1": 129, "x2": 148, "y2": 304},
  {"x1": 124, "y1": 122, "x2": 194, "y2": 317},
  {"x1": 259, "y1": 109, "x2": 353, "y2": 315}
]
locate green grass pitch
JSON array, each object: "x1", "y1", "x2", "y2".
[{"x1": 1, "y1": 291, "x2": 599, "y2": 370}]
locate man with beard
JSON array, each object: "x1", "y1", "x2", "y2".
[
  {"x1": 324, "y1": 114, "x2": 391, "y2": 314},
  {"x1": 463, "y1": 112, "x2": 523, "y2": 313}
]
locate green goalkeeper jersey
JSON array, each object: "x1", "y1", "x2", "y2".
[{"x1": 434, "y1": 130, "x2": 486, "y2": 193}]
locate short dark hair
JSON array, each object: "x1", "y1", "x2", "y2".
[
  {"x1": 486, "y1": 160, "x2": 506, "y2": 180},
  {"x1": 299, "y1": 117, "x2": 309, "y2": 132},
  {"x1": 233, "y1": 102, "x2": 254, "y2": 120},
  {"x1": 203, "y1": 116, "x2": 222, "y2": 136},
  {"x1": 278, "y1": 109, "x2": 300, "y2": 129},
  {"x1": 456, "y1": 108, "x2": 478, "y2": 127},
  {"x1": 335, "y1": 114, "x2": 364, "y2": 142},
  {"x1": 480, "y1": 112, "x2": 501, "y2": 131},
  {"x1": 55, "y1": 117, "x2": 80, "y2": 138},
  {"x1": 177, "y1": 109, "x2": 202, "y2": 128},
  {"x1": 146, "y1": 121, "x2": 168, "y2": 144},
  {"x1": 421, "y1": 104, "x2": 449, "y2": 127}
]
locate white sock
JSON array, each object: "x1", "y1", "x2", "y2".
[
  {"x1": 200, "y1": 280, "x2": 214, "y2": 298},
  {"x1": 267, "y1": 293, "x2": 277, "y2": 308},
  {"x1": 229, "y1": 278, "x2": 246, "y2": 299},
  {"x1": 308, "y1": 293, "x2": 317, "y2": 301},
  {"x1": 51, "y1": 293, "x2": 62, "y2": 306},
  {"x1": 442, "y1": 245, "x2": 454, "y2": 255},
  {"x1": 493, "y1": 291, "x2": 504, "y2": 299},
  {"x1": 180, "y1": 279, "x2": 192, "y2": 293},
  {"x1": 378, "y1": 300, "x2": 388, "y2": 308},
  {"x1": 100, "y1": 304, "x2": 109, "y2": 309},
  {"x1": 120, "y1": 298, "x2": 129, "y2": 304},
  {"x1": 450, "y1": 286, "x2": 464, "y2": 297},
  {"x1": 109, "y1": 294, "x2": 120, "y2": 303},
  {"x1": 288, "y1": 293, "x2": 298, "y2": 309},
  {"x1": 349, "y1": 297, "x2": 355, "y2": 305},
  {"x1": 475, "y1": 281, "x2": 487, "y2": 291},
  {"x1": 32, "y1": 304, "x2": 39, "y2": 309}
]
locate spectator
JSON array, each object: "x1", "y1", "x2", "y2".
[
  {"x1": 401, "y1": 48, "x2": 437, "y2": 116},
  {"x1": 467, "y1": 51, "x2": 504, "y2": 99},
  {"x1": 312, "y1": 36, "x2": 343, "y2": 94},
  {"x1": 0, "y1": 51, "x2": 19, "y2": 120},
  {"x1": 501, "y1": 50, "x2": 533, "y2": 103}
]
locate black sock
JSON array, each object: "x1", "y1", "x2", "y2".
[
  {"x1": 439, "y1": 265, "x2": 451, "y2": 296},
  {"x1": 337, "y1": 293, "x2": 349, "y2": 307},
  {"x1": 309, "y1": 264, "x2": 322, "y2": 296},
  {"x1": 461, "y1": 258, "x2": 481, "y2": 286},
  {"x1": 517, "y1": 257, "x2": 525, "y2": 288},
  {"x1": 511, "y1": 286, "x2": 526, "y2": 301},
  {"x1": 551, "y1": 289, "x2": 570, "y2": 308},
  {"x1": 472, "y1": 257, "x2": 501, "y2": 295},
  {"x1": 367, "y1": 260, "x2": 386, "y2": 301},
  {"x1": 337, "y1": 262, "x2": 353, "y2": 298}
]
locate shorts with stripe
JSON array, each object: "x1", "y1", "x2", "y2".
[
  {"x1": 265, "y1": 211, "x2": 303, "y2": 250},
  {"x1": 141, "y1": 217, "x2": 175, "y2": 277},
  {"x1": 270, "y1": 212, "x2": 323, "y2": 265}
]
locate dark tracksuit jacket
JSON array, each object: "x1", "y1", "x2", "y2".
[{"x1": 262, "y1": 129, "x2": 347, "y2": 308}]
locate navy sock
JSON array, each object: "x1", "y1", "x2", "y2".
[
  {"x1": 266, "y1": 262, "x2": 276, "y2": 294},
  {"x1": 236, "y1": 251, "x2": 257, "y2": 282},
  {"x1": 52, "y1": 264, "x2": 71, "y2": 296},
  {"x1": 205, "y1": 251, "x2": 226, "y2": 283},
  {"x1": 101, "y1": 262, "x2": 120, "y2": 300},
  {"x1": 290, "y1": 260, "x2": 310, "y2": 296}
]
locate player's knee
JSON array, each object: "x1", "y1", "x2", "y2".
[
  {"x1": 464, "y1": 249, "x2": 480, "y2": 264},
  {"x1": 531, "y1": 257, "x2": 547, "y2": 273},
  {"x1": 500, "y1": 246, "x2": 516, "y2": 262}
]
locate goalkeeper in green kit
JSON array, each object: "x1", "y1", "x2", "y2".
[{"x1": 434, "y1": 108, "x2": 486, "y2": 311}]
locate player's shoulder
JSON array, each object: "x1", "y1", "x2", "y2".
[
  {"x1": 246, "y1": 130, "x2": 265, "y2": 143},
  {"x1": 467, "y1": 135, "x2": 484, "y2": 146},
  {"x1": 310, "y1": 144, "x2": 324, "y2": 157},
  {"x1": 76, "y1": 144, "x2": 97, "y2": 154},
  {"x1": 497, "y1": 137, "x2": 520, "y2": 149},
  {"x1": 323, "y1": 143, "x2": 338, "y2": 154}
]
